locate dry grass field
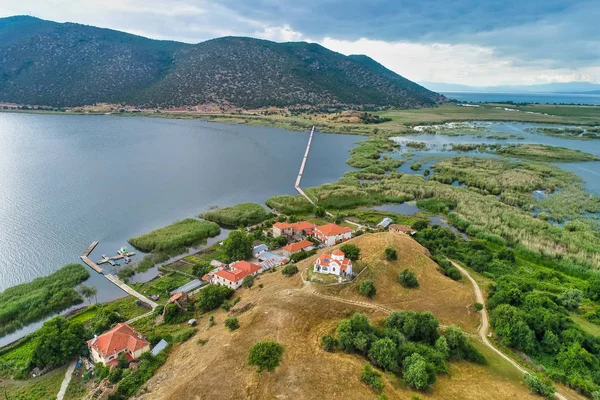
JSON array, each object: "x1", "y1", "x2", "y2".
[{"x1": 135, "y1": 232, "x2": 542, "y2": 400}]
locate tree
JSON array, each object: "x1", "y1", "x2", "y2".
[
  {"x1": 368, "y1": 338, "x2": 398, "y2": 371},
  {"x1": 524, "y1": 374, "x2": 555, "y2": 398},
  {"x1": 192, "y1": 261, "x2": 212, "y2": 277},
  {"x1": 444, "y1": 327, "x2": 485, "y2": 364},
  {"x1": 108, "y1": 367, "x2": 124, "y2": 383},
  {"x1": 242, "y1": 274, "x2": 255, "y2": 289},
  {"x1": 359, "y1": 280, "x2": 376, "y2": 298},
  {"x1": 385, "y1": 311, "x2": 440, "y2": 344},
  {"x1": 223, "y1": 230, "x2": 253, "y2": 261},
  {"x1": 79, "y1": 284, "x2": 98, "y2": 304},
  {"x1": 321, "y1": 334, "x2": 338, "y2": 352},
  {"x1": 336, "y1": 313, "x2": 374, "y2": 353},
  {"x1": 282, "y1": 264, "x2": 299, "y2": 276},
  {"x1": 340, "y1": 244, "x2": 361, "y2": 261},
  {"x1": 163, "y1": 303, "x2": 180, "y2": 323},
  {"x1": 385, "y1": 247, "x2": 397, "y2": 261},
  {"x1": 248, "y1": 341, "x2": 285, "y2": 372},
  {"x1": 398, "y1": 269, "x2": 419, "y2": 288},
  {"x1": 412, "y1": 220, "x2": 429, "y2": 231},
  {"x1": 491, "y1": 304, "x2": 535, "y2": 353},
  {"x1": 360, "y1": 364, "x2": 384, "y2": 393},
  {"x1": 117, "y1": 352, "x2": 130, "y2": 369},
  {"x1": 587, "y1": 278, "x2": 600, "y2": 301},
  {"x1": 315, "y1": 207, "x2": 326, "y2": 218},
  {"x1": 558, "y1": 289, "x2": 583, "y2": 310},
  {"x1": 434, "y1": 336, "x2": 449, "y2": 359},
  {"x1": 403, "y1": 353, "x2": 436, "y2": 391},
  {"x1": 33, "y1": 317, "x2": 87, "y2": 368},
  {"x1": 197, "y1": 285, "x2": 234, "y2": 312},
  {"x1": 225, "y1": 317, "x2": 240, "y2": 331}
]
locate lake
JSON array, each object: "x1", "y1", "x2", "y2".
[
  {"x1": 442, "y1": 92, "x2": 600, "y2": 105},
  {"x1": 0, "y1": 113, "x2": 360, "y2": 294}
]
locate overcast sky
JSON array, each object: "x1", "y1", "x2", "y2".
[{"x1": 1, "y1": 0, "x2": 599, "y2": 86}]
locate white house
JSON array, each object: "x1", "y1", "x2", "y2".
[
  {"x1": 87, "y1": 323, "x2": 150, "y2": 366},
  {"x1": 314, "y1": 223, "x2": 352, "y2": 247},
  {"x1": 211, "y1": 260, "x2": 262, "y2": 290},
  {"x1": 252, "y1": 244, "x2": 269, "y2": 258},
  {"x1": 313, "y1": 249, "x2": 353, "y2": 277}
]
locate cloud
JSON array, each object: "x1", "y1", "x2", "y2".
[{"x1": 0, "y1": 0, "x2": 598, "y2": 84}]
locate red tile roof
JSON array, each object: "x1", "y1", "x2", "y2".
[
  {"x1": 169, "y1": 292, "x2": 184, "y2": 303},
  {"x1": 274, "y1": 222, "x2": 292, "y2": 230},
  {"x1": 316, "y1": 223, "x2": 352, "y2": 237},
  {"x1": 214, "y1": 261, "x2": 261, "y2": 283},
  {"x1": 316, "y1": 252, "x2": 352, "y2": 269},
  {"x1": 291, "y1": 221, "x2": 316, "y2": 231},
  {"x1": 282, "y1": 240, "x2": 314, "y2": 253},
  {"x1": 87, "y1": 323, "x2": 149, "y2": 359},
  {"x1": 232, "y1": 260, "x2": 262, "y2": 274},
  {"x1": 332, "y1": 249, "x2": 344, "y2": 256}
]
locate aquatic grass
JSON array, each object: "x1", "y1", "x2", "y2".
[
  {"x1": 201, "y1": 202, "x2": 271, "y2": 227},
  {"x1": 128, "y1": 218, "x2": 220, "y2": 254}
]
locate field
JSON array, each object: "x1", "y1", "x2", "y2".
[
  {"x1": 128, "y1": 218, "x2": 221, "y2": 254},
  {"x1": 69, "y1": 295, "x2": 150, "y2": 324},
  {"x1": 132, "y1": 232, "x2": 542, "y2": 400},
  {"x1": 132, "y1": 273, "x2": 193, "y2": 304},
  {"x1": 200, "y1": 202, "x2": 271, "y2": 227},
  {"x1": 0, "y1": 365, "x2": 66, "y2": 400}
]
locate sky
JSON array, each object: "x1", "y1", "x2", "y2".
[{"x1": 1, "y1": 0, "x2": 599, "y2": 86}]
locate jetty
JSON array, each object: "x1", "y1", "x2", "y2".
[
  {"x1": 80, "y1": 256, "x2": 103, "y2": 273},
  {"x1": 104, "y1": 274, "x2": 158, "y2": 309},
  {"x1": 81, "y1": 241, "x2": 99, "y2": 257}
]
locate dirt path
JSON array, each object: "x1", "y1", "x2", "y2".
[
  {"x1": 56, "y1": 359, "x2": 76, "y2": 400},
  {"x1": 450, "y1": 261, "x2": 568, "y2": 400}
]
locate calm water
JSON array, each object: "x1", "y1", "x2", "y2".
[
  {"x1": 394, "y1": 122, "x2": 600, "y2": 195},
  {"x1": 0, "y1": 113, "x2": 359, "y2": 293},
  {"x1": 442, "y1": 92, "x2": 600, "y2": 105}
]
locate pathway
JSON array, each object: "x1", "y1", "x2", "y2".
[
  {"x1": 450, "y1": 260, "x2": 568, "y2": 400},
  {"x1": 104, "y1": 274, "x2": 159, "y2": 309},
  {"x1": 56, "y1": 359, "x2": 76, "y2": 400}
]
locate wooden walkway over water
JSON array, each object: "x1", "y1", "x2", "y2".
[
  {"x1": 81, "y1": 241, "x2": 98, "y2": 257},
  {"x1": 104, "y1": 274, "x2": 159, "y2": 309},
  {"x1": 80, "y1": 256, "x2": 103, "y2": 273}
]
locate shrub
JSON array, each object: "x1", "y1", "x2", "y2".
[
  {"x1": 225, "y1": 317, "x2": 240, "y2": 331},
  {"x1": 360, "y1": 364, "x2": 384, "y2": 393},
  {"x1": 163, "y1": 303, "x2": 180, "y2": 324},
  {"x1": 321, "y1": 334, "x2": 338, "y2": 352},
  {"x1": 403, "y1": 353, "x2": 437, "y2": 391},
  {"x1": 473, "y1": 302, "x2": 484, "y2": 312},
  {"x1": 444, "y1": 327, "x2": 485, "y2": 364},
  {"x1": 398, "y1": 269, "x2": 419, "y2": 288},
  {"x1": 282, "y1": 264, "x2": 299, "y2": 276},
  {"x1": 248, "y1": 341, "x2": 285, "y2": 372},
  {"x1": 369, "y1": 338, "x2": 398, "y2": 371},
  {"x1": 173, "y1": 328, "x2": 196, "y2": 343},
  {"x1": 524, "y1": 373, "x2": 555, "y2": 398},
  {"x1": 359, "y1": 280, "x2": 376, "y2": 298},
  {"x1": 340, "y1": 244, "x2": 361, "y2": 261},
  {"x1": 412, "y1": 220, "x2": 429, "y2": 231},
  {"x1": 385, "y1": 247, "x2": 397, "y2": 261},
  {"x1": 242, "y1": 275, "x2": 255, "y2": 289}
]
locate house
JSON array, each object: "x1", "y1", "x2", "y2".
[
  {"x1": 282, "y1": 240, "x2": 314, "y2": 258},
  {"x1": 211, "y1": 260, "x2": 262, "y2": 290},
  {"x1": 168, "y1": 291, "x2": 188, "y2": 307},
  {"x1": 273, "y1": 222, "x2": 293, "y2": 237},
  {"x1": 252, "y1": 244, "x2": 269, "y2": 258},
  {"x1": 273, "y1": 221, "x2": 316, "y2": 238},
  {"x1": 87, "y1": 323, "x2": 151, "y2": 366},
  {"x1": 389, "y1": 224, "x2": 416, "y2": 235},
  {"x1": 377, "y1": 217, "x2": 393, "y2": 229},
  {"x1": 313, "y1": 249, "x2": 353, "y2": 277},
  {"x1": 314, "y1": 223, "x2": 352, "y2": 246}
]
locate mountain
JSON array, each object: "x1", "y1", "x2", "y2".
[
  {"x1": 421, "y1": 81, "x2": 600, "y2": 94},
  {"x1": 0, "y1": 16, "x2": 444, "y2": 109}
]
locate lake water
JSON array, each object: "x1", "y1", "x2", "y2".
[
  {"x1": 393, "y1": 122, "x2": 600, "y2": 196},
  {"x1": 0, "y1": 113, "x2": 360, "y2": 294},
  {"x1": 442, "y1": 92, "x2": 600, "y2": 105}
]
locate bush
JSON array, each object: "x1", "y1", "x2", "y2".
[
  {"x1": 359, "y1": 280, "x2": 376, "y2": 298},
  {"x1": 225, "y1": 317, "x2": 240, "y2": 331},
  {"x1": 412, "y1": 220, "x2": 429, "y2": 231},
  {"x1": 321, "y1": 334, "x2": 338, "y2": 352},
  {"x1": 524, "y1": 373, "x2": 555, "y2": 398},
  {"x1": 197, "y1": 285, "x2": 234, "y2": 312},
  {"x1": 163, "y1": 303, "x2": 180, "y2": 324},
  {"x1": 444, "y1": 327, "x2": 485, "y2": 364},
  {"x1": 340, "y1": 244, "x2": 361, "y2": 261},
  {"x1": 248, "y1": 341, "x2": 285, "y2": 372},
  {"x1": 108, "y1": 367, "x2": 124, "y2": 384},
  {"x1": 473, "y1": 302, "x2": 484, "y2": 312},
  {"x1": 385, "y1": 247, "x2": 397, "y2": 260},
  {"x1": 403, "y1": 353, "x2": 437, "y2": 391},
  {"x1": 398, "y1": 269, "x2": 419, "y2": 288},
  {"x1": 173, "y1": 328, "x2": 196, "y2": 343},
  {"x1": 360, "y1": 364, "x2": 384, "y2": 393},
  {"x1": 282, "y1": 264, "x2": 299, "y2": 276},
  {"x1": 242, "y1": 275, "x2": 255, "y2": 289},
  {"x1": 369, "y1": 338, "x2": 398, "y2": 371}
]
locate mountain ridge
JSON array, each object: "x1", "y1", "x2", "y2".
[{"x1": 0, "y1": 16, "x2": 444, "y2": 109}]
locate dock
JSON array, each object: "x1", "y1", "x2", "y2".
[
  {"x1": 81, "y1": 241, "x2": 99, "y2": 257},
  {"x1": 80, "y1": 256, "x2": 103, "y2": 273},
  {"x1": 104, "y1": 274, "x2": 158, "y2": 309}
]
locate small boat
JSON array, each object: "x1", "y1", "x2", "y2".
[{"x1": 113, "y1": 260, "x2": 120, "y2": 266}]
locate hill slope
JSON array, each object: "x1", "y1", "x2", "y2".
[{"x1": 0, "y1": 16, "x2": 444, "y2": 108}]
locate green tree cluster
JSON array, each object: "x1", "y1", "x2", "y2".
[
  {"x1": 247, "y1": 341, "x2": 285, "y2": 372},
  {"x1": 398, "y1": 269, "x2": 419, "y2": 288}
]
